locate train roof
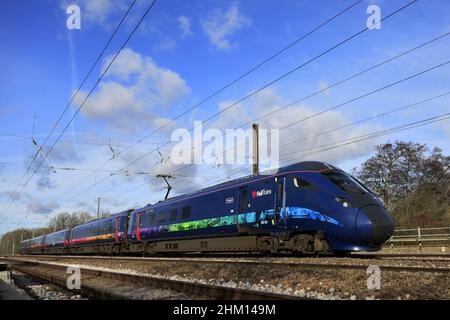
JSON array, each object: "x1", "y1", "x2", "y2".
[
  {"x1": 140, "y1": 161, "x2": 338, "y2": 210},
  {"x1": 71, "y1": 208, "x2": 134, "y2": 229},
  {"x1": 45, "y1": 228, "x2": 70, "y2": 236}
]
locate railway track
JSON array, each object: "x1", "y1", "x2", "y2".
[
  {"x1": 3, "y1": 254, "x2": 450, "y2": 273},
  {"x1": 0, "y1": 257, "x2": 306, "y2": 300},
  {"x1": 2, "y1": 254, "x2": 449, "y2": 300}
]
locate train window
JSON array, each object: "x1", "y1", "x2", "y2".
[
  {"x1": 277, "y1": 181, "x2": 284, "y2": 201},
  {"x1": 158, "y1": 213, "x2": 166, "y2": 223},
  {"x1": 181, "y1": 206, "x2": 191, "y2": 220},
  {"x1": 239, "y1": 188, "x2": 248, "y2": 211},
  {"x1": 323, "y1": 171, "x2": 367, "y2": 195},
  {"x1": 169, "y1": 209, "x2": 177, "y2": 221},
  {"x1": 293, "y1": 177, "x2": 311, "y2": 188},
  {"x1": 148, "y1": 214, "x2": 155, "y2": 224}
]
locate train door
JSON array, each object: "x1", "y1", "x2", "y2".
[
  {"x1": 115, "y1": 216, "x2": 120, "y2": 242},
  {"x1": 237, "y1": 187, "x2": 249, "y2": 234},
  {"x1": 274, "y1": 177, "x2": 287, "y2": 226},
  {"x1": 136, "y1": 212, "x2": 143, "y2": 241}
]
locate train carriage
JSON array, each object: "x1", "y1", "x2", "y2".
[
  {"x1": 125, "y1": 161, "x2": 394, "y2": 255},
  {"x1": 69, "y1": 210, "x2": 132, "y2": 255},
  {"x1": 20, "y1": 161, "x2": 395, "y2": 256},
  {"x1": 28, "y1": 235, "x2": 46, "y2": 255},
  {"x1": 43, "y1": 228, "x2": 70, "y2": 255},
  {"x1": 19, "y1": 239, "x2": 31, "y2": 255}
]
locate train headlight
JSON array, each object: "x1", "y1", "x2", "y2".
[{"x1": 335, "y1": 197, "x2": 352, "y2": 208}]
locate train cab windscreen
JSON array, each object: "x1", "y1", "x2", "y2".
[{"x1": 322, "y1": 171, "x2": 368, "y2": 195}]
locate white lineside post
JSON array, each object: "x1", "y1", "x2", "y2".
[
  {"x1": 252, "y1": 123, "x2": 259, "y2": 175},
  {"x1": 97, "y1": 197, "x2": 101, "y2": 219},
  {"x1": 12, "y1": 233, "x2": 15, "y2": 255},
  {"x1": 417, "y1": 226, "x2": 422, "y2": 252}
]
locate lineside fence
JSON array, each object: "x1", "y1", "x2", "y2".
[{"x1": 385, "y1": 226, "x2": 450, "y2": 252}]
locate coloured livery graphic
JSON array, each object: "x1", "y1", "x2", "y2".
[{"x1": 20, "y1": 161, "x2": 395, "y2": 256}]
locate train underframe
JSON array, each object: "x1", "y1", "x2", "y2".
[{"x1": 24, "y1": 232, "x2": 335, "y2": 256}]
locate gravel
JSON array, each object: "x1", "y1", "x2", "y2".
[
  {"x1": 12, "y1": 272, "x2": 86, "y2": 300},
  {"x1": 14, "y1": 256, "x2": 449, "y2": 300}
]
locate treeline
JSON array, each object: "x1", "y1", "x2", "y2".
[
  {"x1": 353, "y1": 141, "x2": 450, "y2": 228},
  {"x1": 0, "y1": 211, "x2": 105, "y2": 254}
]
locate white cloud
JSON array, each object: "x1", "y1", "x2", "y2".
[
  {"x1": 27, "y1": 198, "x2": 60, "y2": 214},
  {"x1": 0, "y1": 106, "x2": 13, "y2": 117},
  {"x1": 178, "y1": 16, "x2": 193, "y2": 38},
  {"x1": 154, "y1": 38, "x2": 177, "y2": 51},
  {"x1": 60, "y1": 0, "x2": 125, "y2": 29},
  {"x1": 207, "y1": 87, "x2": 379, "y2": 167},
  {"x1": 83, "y1": 0, "x2": 115, "y2": 23},
  {"x1": 202, "y1": 2, "x2": 251, "y2": 50},
  {"x1": 75, "y1": 48, "x2": 190, "y2": 131},
  {"x1": 318, "y1": 82, "x2": 330, "y2": 95}
]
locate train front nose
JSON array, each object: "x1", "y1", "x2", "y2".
[{"x1": 356, "y1": 205, "x2": 394, "y2": 246}]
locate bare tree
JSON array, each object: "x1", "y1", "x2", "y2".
[
  {"x1": 354, "y1": 141, "x2": 450, "y2": 227},
  {"x1": 48, "y1": 211, "x2": 94, "y2": 231}
]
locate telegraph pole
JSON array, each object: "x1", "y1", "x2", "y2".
[
  {"x1": 252, "y1": 123, "x2": 259, "y2": 175},
  {"x1": 97, "y1": 197, "x2": 101, "y2": 219}
]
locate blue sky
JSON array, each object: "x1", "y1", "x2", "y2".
[{"x1": 0, "y1": 0, "x2": 449, "y2": 234}]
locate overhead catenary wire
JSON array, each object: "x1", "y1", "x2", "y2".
[
  {"x1": 0, "y1": 132, "x2": 161, "y2": 148},
  {"x1": 275, "y1": 91, "x2": 450, "y2": 152},
  {"x1": 13, "y1": 97, "x2": 450, "y2": 230},
  {"x1": 50, "y1": 0, "x2": 365, "y2": 203},
  {"x1": 173, "y1": 26, "x2": 450, "y2": 174},
  {"x1": 235, "y1": 31, "x2": 449, "y2": 130},
  {"x1": 116, "y1": 0, "x2": 420, "y2": 171},
  {"x1": 55, "y1": 0, "x2": 420, "y2": 206},
  {"x1": 105, "y1": 90, "x2": 450, "y2": 207},
  {"x1": 119, "y1": 108, "x2": 450, "y2": 212},
  {"x1": 0, "y1": 0, "x2": 158, "y2": 218},
  {"x1": 0, "y1": 0, "x2": 138, "y2": 217},
  {"x1": 170, "y1": 59, "x2": 450, "y2": 176},
  {"x1": 280, "y1": 112, "x2": 450, "y2": 164}
]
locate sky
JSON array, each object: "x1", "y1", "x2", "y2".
[{"x1": 0, "y1": 0, "x2": 449, "y2": 234}]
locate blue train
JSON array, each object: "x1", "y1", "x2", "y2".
[{"x1": 20, "y1": 161, "x2": 394, "y2": 255}]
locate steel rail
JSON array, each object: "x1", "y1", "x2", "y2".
[
  {"x1": 1, "y1": 257, "x2": 305, "y2": 300},
  {"x1": 3, "y1": 255, "x2": 450, "y2": 274}
]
